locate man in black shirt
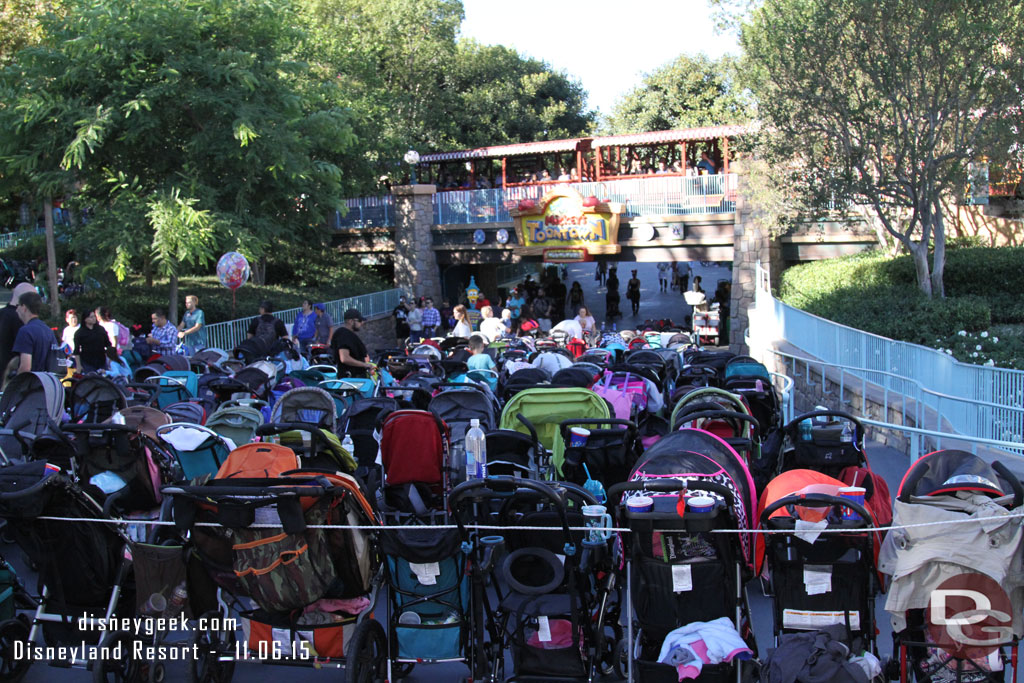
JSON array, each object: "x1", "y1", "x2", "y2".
[
  {"x1": 0, "y1": 283, "x2": 36, "y2": 379},
  {"x1": 331, "y1": 308, "x2": 372, "y2": 378}
]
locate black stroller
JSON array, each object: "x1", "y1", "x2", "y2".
[
  {"x1": 0, "y1": 372, "x2": 72, "y2": 466},
  {"x1": 608, "y1": 428, "x2": 759, "y2": 682},
  {"x1": 450, "y1": 476, "x2": 614, "y2": 682}
]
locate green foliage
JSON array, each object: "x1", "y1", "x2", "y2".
[
  {"x1": 779, "y1": 247, "x2": 1024, "y2": 367},
  {"x1": 604, "y1": 53, "x2": 752, "y2": 134},
  {"x1": 741, "y1": 0, "x2": 1024, "y2": 296},
  {"x1": 263, "y1": 236, "x2": 388, "y2": 290}
]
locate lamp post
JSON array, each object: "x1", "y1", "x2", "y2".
[{"x1": 404, "y1": 149, "x2": 420, "y2": 185}]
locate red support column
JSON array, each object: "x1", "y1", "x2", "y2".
[{"x1": 723, "y1": 137, "x2": 730, "y2": 175}]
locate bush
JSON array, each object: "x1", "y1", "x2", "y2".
[{"x1": 778, "y1": 246, "x2": 1024, "y2": 367}]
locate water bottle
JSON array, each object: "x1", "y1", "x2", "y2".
[
  {"x1": 167, "y1": 581, "x2": 188, "y2": 616},
  {"x1": 799, "y1": 419, "x2": 812, "y2": 442},
  {"x1": 840, "y1": 422, "x2": 854, "y2": 443},
  {"x1": 601, "y1": 321, "x2": 606, "y2": 332},
  {"x1": 465, "y1": 419, "x2": 487, "y2": 479},
  {"x1": 341, "y1": 433, "x2": 355, "y2": 455}
]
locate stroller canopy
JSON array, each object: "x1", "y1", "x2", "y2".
[
  {"x1": 897, "y1": 448, "x2": 1013, "y2": 499},
  {"x1": 629, "y1": 428, "x2": 758, "y2": 569}
]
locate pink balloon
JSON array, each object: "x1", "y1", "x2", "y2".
[{"x1": 216, "y1": 252, "x2": 250, "y2": 291}]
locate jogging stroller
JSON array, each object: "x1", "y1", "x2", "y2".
[
  {"x1": 757, "y1": 469, "x2": 885, "y2": 670},
  {"x1": 164, "y1": 443, "x2": 384, "y2": 680},
  {"x1": 880, "y1": 450, "x2": 1024, "y2": 683},
  {"x1": 608, "y1": 427, "x2": 759, "y2": 682},
  {"x1": 0, "y1": 372, "x2": 71, "y2": 465},
  {"x1": 451, "y1": 477, "x2": 612, "y2": 682}
]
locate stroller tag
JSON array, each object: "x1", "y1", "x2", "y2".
[
  {"x1": 672, "y1": 565, "x2": 693, "y2": 592},
  {"x1": 803, "y1": 565, "x2": 832, "y2": 595},
  {"x1": 537, "y1": 616, "x2": 552, "y2": 642},
  {"x1": 410, "y1": 562, "x2": 440, "y2": 586}
]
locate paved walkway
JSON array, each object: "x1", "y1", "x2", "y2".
[{"x1": 561, "y1": 260, "x2": 732, "y2": 333}]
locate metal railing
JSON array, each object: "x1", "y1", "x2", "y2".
[
  {"x1": 0, "y1": 227, "x2": 45, "y2": 250},
  {"x1": 204, "y1": 288, "x2": 405, "y2": 352},
  {"x1": 335, "y1": 174, "x2": 737, "y2": 228},
  {"x1": 751, "y1": 262, "x2": 1024, "y2": 452}
]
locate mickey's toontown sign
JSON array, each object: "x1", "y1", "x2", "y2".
[{"x1": 511, "y1": 188, "x2": 624, "y2": 255}]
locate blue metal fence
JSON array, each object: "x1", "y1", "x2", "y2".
[
  {"x1": 0, "y1": 227, "x2": 45, "y2": 250},
  {"x1": 336, "y1": 174, "x2": 737, "y2": 228},
  {"x1": 752, "y1": 262, "x2": 1024, "y2": 449}
]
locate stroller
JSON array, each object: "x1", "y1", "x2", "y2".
[
  {"x1": 0, "y1": 462, "x2": 134, "y2": 673},
  {"x1": 0, "y1": 372, "x2": 71, "y2": 465},
  {"x1": 757, "y1": 469, "x2": 885, "y2": 670},
  {"x1": 450, "y1": 477, "x2": 613, "y2": 682},
  {"x1": 500, "y1": 386, "x2": 611, "y2": 475},
  {"x1": 259, "y1": 387, "x2": 355, "y2": 473},
  {"x1": 67, "y1": 375, "x2": 128, "y2": 423},
  {"x1": 378, "y1": 409, "x2": 450, "y2": 515},
  {"x1": 428, "y1": 383, "x2": 500, "y2": 448},
  {"x1": 780, "y1": 409, "x2": 866, "y2": 479},
  {"x1": 609, "y1": 427, "x2": 759, "y2": 682},
  {"x1": 164, "y1": 444, "x2": 384, "y2": 681},
  {"x1": 881, "y1": 449, "x2": 1024, "y2": 683}
]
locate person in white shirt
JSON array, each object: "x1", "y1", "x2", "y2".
[
  {"x1": 451, "y1": 304, "x2": 473, "y2": 338},
  {"x1": 574, "y1": 306, "x2": 596, "y2": 335},
  {"x1": 551, "y1": 317, "x2": 583, "y2": 339},
  {"x1": 479, "y1": 305, "x2": 506, "y2": 342}
]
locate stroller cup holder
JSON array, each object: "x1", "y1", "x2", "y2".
[{"x1": 479, "y1": 535, "x2": 505, "y2": 575}]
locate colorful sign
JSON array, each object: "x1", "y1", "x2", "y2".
[
  {"x1": 512, "y1": 188, "x2": 624, "y2": 249},
  {"x1": 543, "y1": 247, "x2": 592, "y2": 263}
]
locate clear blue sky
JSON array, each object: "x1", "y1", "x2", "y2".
[{"x1": 459, "y1": 0, "x2": 740, "y2": 116}]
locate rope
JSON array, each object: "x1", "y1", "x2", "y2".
[{"x1": 30, "y1": 509, "x2": 1024, "y2": 536}]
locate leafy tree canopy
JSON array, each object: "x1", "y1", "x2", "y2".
[
  {"x1": 604, "y1": 53, "x2": 752, "y2": 134},
  {"x1": 741, "y1": 0, "x2": 1024, "y2": 297}
]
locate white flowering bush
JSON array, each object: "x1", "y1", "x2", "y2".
[{"x1": 934, "y1": 328, "x2": 1024, "y2": 369}]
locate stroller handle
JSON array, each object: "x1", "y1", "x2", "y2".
[
  {"x1": 903, "y1": 460, "x2": 1024, "y2": 508},
  {"x1": 992, "y1": 461, "x2": 1024, "y2": 508},
  {"x1": 60, "y1": 422, "x2": 135, "y2": 433},
  {"x1": 607, "y1": 478, "x2": 734, "y2": 507},
  {"x1": 514, "y1": 413, "x2": 541, "y2": 446},
  {"x1": 449, "y1": 476, "x2": 575, "y2": 544},
  {"x1": 256, "y1": 422, "x2": 330, "y2": 438},
  {"x1": 761, "y1": 492, "x2": 874, "y2": 530},
  {"x1": 783, "y1": 410, "x2": 864, "y2": 437},
  {"x1": 559, "y1": 418, "x2": 636, "y2": 439},
  {"x1": 671, "y1": 409, "x2": 760, "y2": 435}
]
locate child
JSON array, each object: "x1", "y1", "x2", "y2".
[{"x1": 465, "y1": 334, "x2": 497, "y2": 392}]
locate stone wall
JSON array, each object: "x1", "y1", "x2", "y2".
[
  {"x1": 359, "y1": 314, "x2": 400, "y2": 355},
  {"x1": 393, "y1": 184, "x2": 442, "y2": 302}
]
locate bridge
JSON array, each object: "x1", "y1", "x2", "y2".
[{"x1": 331, "y1": 167, "x2": 879, "y2": 348}]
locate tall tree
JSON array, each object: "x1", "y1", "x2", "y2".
[
  {"x1": 604, "y1": 53, "x2": 752, "y2": 134},
  {"x1": 442, "y1": 40, "x2": 594, "y2": 148},
  {"x1": 0, "y1": 0, "x2": 360, "y2": 311},
  {"x1": 741, "y1": 0, "x2": 1024, "y2": 297}
]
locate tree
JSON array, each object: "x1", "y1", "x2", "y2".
[
  {"x1": 1, "y1": 0, "x2": 361, "y2": 314},
  {"x1": 442, "y1": 40, "x2": 594, "y2": 148},
  {"x1": 741, "y1": 0, "x2": 1024, "y2": 297},
  {"x1": 604, "y1": 53, "x2": 752, "y2": 134}
]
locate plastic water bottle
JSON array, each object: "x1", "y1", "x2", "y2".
[
  {"x1": 799, "y1": 419, "x2": 812, "y2": 442},
  {"x1": 465, "y1": 419, "x2": 487, "y2": 479},
  {"x1": 840, "y1": 422, "x2": 854, "y2": 443},
  {"x1": 341, "y1": 433, "x2": 355, "y2": 455}
]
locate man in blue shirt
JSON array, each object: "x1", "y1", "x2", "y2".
[
  {"x1": 146, "y1": 309, "x2": 178, "y2": 355},
  {"x1": 420, "y1": 298, "x2": 441, "y2": 338},
  {"x1": 12, "y1": 292, "x2": 56, "y2": 374}
]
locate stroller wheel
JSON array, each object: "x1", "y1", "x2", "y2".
[
  {"x1": 612, "y1": 638, "x2": 629, "y2": 681},
  {"x1": 346, "y1": 620, "x2": 386, "y2": 683},
  {"x1": 92, "y1": 631, "x2": 144, "y2": 683},
  {"x1": 392, "y1": 661, "x2": 415, "y2": 679},
  {"x1": 185, "y1": 611, "x2": 235, "y2": 683},
  {"x1": 0, "y1": 618, "x2": 30, "y2": 682},
  {"x1": 597, "y1": 623, "x2": 623, "y2": 678}
]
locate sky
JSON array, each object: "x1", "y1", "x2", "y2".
[{"x1": 460, "y1": 0, "x2": 741, "y2": 116}]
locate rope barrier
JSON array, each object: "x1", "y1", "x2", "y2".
[{"x1": 29, "y1": 509, "x2": 1024, "y2": 536}]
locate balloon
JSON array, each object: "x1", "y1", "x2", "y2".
[{"x1": 216, "y1": 252, "x2": 250, "y2": 291}]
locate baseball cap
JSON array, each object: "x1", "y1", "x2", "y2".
[
  {"x1": 10, "y1": 282, "x2": 36, "y2": 305},
  {"x1": 314, "y1": 303, "x2": 326, "y2": 311},
  {"x1": 343, "y1": 308, "x2": 365, "y2": 322}
]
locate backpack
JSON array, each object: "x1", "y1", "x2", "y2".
[
  {"x1": 115, "y1": 321, "x2": 131, "y2": 351},
  {"x1": 254, "y1": 316, "x2": 278, "y2": 345}
]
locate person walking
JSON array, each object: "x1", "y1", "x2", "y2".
[
  {"x1": 247, "y1": 300, "x2": 288, "y2": 348},
  {"x1": 406, "y1": 299, "x2": 423, "y2": 344},
  {"x1": 1, "y1": 283, "x2": 36, "y2": 379},
  {"x1": 626, "y1": 269, "x2": 642, "y2": 316},
  {"x1": 420, "y1": 297, "x2": 441, "y2": 339},
  {"x1": 177, "y1": 295, "x2": 206, "y2": 355},
  {"x1": 392, "y1": 295, "x2": 410, "y2": 345},
  {"x1": 291, "y1": 299, "x2": 317, "y2": 356},
  {"x1": 657, "y1": 262, "x2": 670, "y2": 292},
  {"x1": 74, "y1": 309, "x2": 112, "y2": 373},
  {"x1": 61, "y1": 308, "x2": 80, "y2": 354},
  {"x1": 596, "y1": 261, "x2": 608, "y2": 286}
]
